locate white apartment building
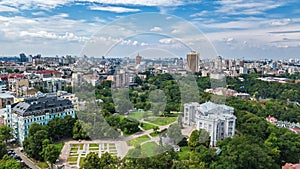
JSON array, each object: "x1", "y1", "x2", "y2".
[{"x1": 184, "y1": 102, "x2": 236, "y2": 146}]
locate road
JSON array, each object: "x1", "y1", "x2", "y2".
[{"x1": 14, "y1": 147, "x2": 40, "y2": 169}]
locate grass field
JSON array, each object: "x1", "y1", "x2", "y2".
[
  {"x1": 90, "y1": 143, "x2": 99, "y2": 147},
  {"x1": 127, "y1": 111, "x2": 154, "y2": 121},
  {"x1": 177, "y1": 146, "x2": 191, "y2": 160},
  {"x1": 140, "y1": 142, "x2": 160, "y2": 157},
  {"x1": 37, "y1": 162, "x2": 49, "y2": 169},
  {"x1": 150, "y1": 132, "x2": 159, "y2": 137},
  {"x1": 144, "y1": 117, "x2": 177, "y2": 126},
  {"x1": 127, "y1": 135, "x2": 150, "y2": 146},
  {"x1": 79, "y1": 157, "x2": 85, "y2": 167},
  {"x1": 67, "y1": 157, "x2": 78, "y2": 162},
  {"x1": 140, "y1": 123, "x2": 157, "y2": 130}
]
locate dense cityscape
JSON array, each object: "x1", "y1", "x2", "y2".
[{"x1": 0, "y1": 52, "x2": 299, "y2": 169}]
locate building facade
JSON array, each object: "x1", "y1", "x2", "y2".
[
  {"x1": 186, "y1": 51, "x2": 200, "y2": 73},
  {"x1": 184, "y1": 102, "x2": 236, "y2": 146},
  {"x1": 5, "y1": 93, "x2": 75, "y2": 144}
]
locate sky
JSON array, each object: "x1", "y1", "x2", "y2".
[{"x1": 0, "y1": 0, "x2": 299, "y2": 60}]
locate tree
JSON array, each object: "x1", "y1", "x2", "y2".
[
  {"x1": 42, "y1": 144, "x2": 60, "y2": 169},
  {"x1": 81, "y1": 152, "x2": 100, "y2": 169},
  {"x1": 63, "y1": 115, "x2": 76, "y2": 138},
  {"x1": 99, "y1": 152, "x2": 119, "y2": 169},
  {"x1": 23, "y1": 129, "x2": 48, "y2": 160},
  {"x1": 167, "y1": 123, "x2": 183, "y2": 144},
  {"x1": 188, "y1": 129, "x2": 210, "y2": 150},
  {"x1": 73, "y1": 120, "x2": 88, "y2": 140},
  {"x1": 0, "y1": 142, "x2": 7, "y2": 159},
  {"x1": 0, "y1": 155, "x2": 21, "y2": 169},
  {"x1": 0, "y1": 126, "x2": 13, "y2": 143}
]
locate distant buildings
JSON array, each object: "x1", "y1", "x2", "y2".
[
  {"x1": 204, "y1": 87, "x2": 250, "y2": 99},
  {"x1": 5, "y1": 93, "x2": 75, "y2": 144},
  {"x1": 184, "y1": 102, "x2": 236, "y2": 146},
  {"x1": 186, "y1": 51, "x2": 200, "y2": 73},
  {"x1": 136, "y1": 54, "x2": 142, "y2": 65},
  {"x1": 0, "y1": 92, "x2": 14, "y2": 108}
]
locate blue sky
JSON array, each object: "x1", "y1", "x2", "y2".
[{"x1": 0, "y1": 0, "x2": 299, "y2": 59}]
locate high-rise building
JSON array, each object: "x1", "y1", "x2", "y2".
[
  {"x1": 136, "y1": 54, "x2": 142, "y2": 65},
  {"x1": 19, "y1": 53, "x2": 27, "y2": 62},
  {"x1": 186, "y1": 51, "x2": 200, "y2": 73},
  {"x1": 214, "y1": 56, "x2": 223, "y2": 72}
]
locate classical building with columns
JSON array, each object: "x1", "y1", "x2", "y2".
[{"x1": 184, "y1": 101, "x2": 236, "y2": 146}]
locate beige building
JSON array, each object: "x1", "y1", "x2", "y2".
[{"x1": 186, "y1": 51, "x2": 200, "y2": 73}]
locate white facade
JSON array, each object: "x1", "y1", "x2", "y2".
[{"x1": 184, "y1": 102, "x2": 236, "y2": 147}]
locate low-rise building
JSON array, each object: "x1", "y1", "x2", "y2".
[
  {"x1": 184, "y1": 102, "x2": 236, "y2": 147},
  {"x1": 5, "y1": 93, "x2": 75, "y2": 144}
]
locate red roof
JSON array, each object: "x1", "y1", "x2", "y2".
[
  {"x1": 290, "y1": 128, "x2": 300, "y2": 134},
  {"x1": 0, "y1": 74, "x2": 25, "y2": 80}
]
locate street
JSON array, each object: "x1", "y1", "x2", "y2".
[{"x1": 14, "y1": 147, "x2": 40, "y2": 169}]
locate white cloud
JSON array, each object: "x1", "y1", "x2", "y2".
[
  {"x1": 190, "y1": 10, "x2": 208, "y2": 17},
  {"x1": 89, "y1": 5, "x2": 141, "y2": 13},
  {"x1": 84, "y1": 0, "x2": 185, "y2": 7},
  {"x1": 0, "y1": 5, "x2": 18, "y2": 12},
  {"x1": 0, "y1": 0, "x2": 189, "y2": 10},
  {"x1": 159, "y1": 38, "x2": 176, "y2": 44},
  {"x1": 19, "y1": 31, "x2": 89, "y2": 42},
  {"x1": 215, "y1": 0, "x2": 283, "y2": 15},
  {"x1": 0, "y1": 0, "x2": 72, "y2": 10},
  {"x1": 270, "y1": 18, "x2": 292, "y2": 26},
  {"x1": 150, "y1": 26, "x2": 162, "y2": 32}
]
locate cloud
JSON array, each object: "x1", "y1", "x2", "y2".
[
  {"x1": 0, "y1": 0, "x2": 190, "y2": 11},
  {"x1": 85, "y1": 0, "x2": 186, "y2": 7},
  {"x1": 89, "y1": 5, "x2": 141, "y2": 13},
  {"x1": 19, "y1": 31, "x2": 89, "y2": 42},
  {"x1": 0, "y1": 5, "x2": 18, "y2": 12},
  {"x1": 150, "y1": 26, "x2": 162, "y2": 32},
  {"x1": 215, "y1": 0, "x2": 283, "y2": 15},
  {"x1": 190, "y1": 10, "x2": 208, "y2": 17},
  {"x1": 159, "y1": 38, "x2": 176, "y2": 44},
  {"x1": 270, "y1": 18, "x2": 292, "y2": 26},
  {"x1": 0, "y1": 0, "x2": 72, "y2": 10}
]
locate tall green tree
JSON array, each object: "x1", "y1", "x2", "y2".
[
  {"x1": 0, "y1": 142, "x2": 7, "y2": 159},
  {"x1": 73, "y1": 120, "x2": 88, "y2": 140},
  {"x1": 81, "y1": 152, "x2": 100, "y2": 169},
  {"x1": 99, "y1": 152, "x2": 119, "y2": 169},
  {"x1": 0, "y1": 155, "x2": 21, "y2": 169},
  {"x1": 0, "y1": 126, "x2": 13, "y2": 143},
  {"x1": 42, "y1": 144, "x2": 60, "y2": 169}
]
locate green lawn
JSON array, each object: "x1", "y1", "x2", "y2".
[
  {"x1": 177, "y1": 146, "x2": 191, "y2": 160},
  {"x1": 144, "y1": 117, "x2": 177, "y2": 126},
  {"x1": 150, "y1": 132, "x2": 159, "y2": 137},
  {"x1": 90, "y1": 143, "x2": 99, "y2": 147},
  {"x1": 140, "y1": 123, "x2": 157, "y2": 130},
  {"x1": 79, "y1": 157, "x2": 85, "y2": 167},
  {"x1": 37, "y1": 162, "x2": 49, "y2": 169},
  {"x1": 127, "y1": 135, "x2": 150, "y2": 146},
  {"x1": 140, "y1": 142, "x2": 160, "y2": 157},
  {"x1": 54, "y1": 142, "x2": 64, "y2": 152},
  {"x1": 67, "y1": 157, "x2": 78, "y2": 162},
  {"x1": 128, "y1": 111, "x2": 154, "y2": 121}
]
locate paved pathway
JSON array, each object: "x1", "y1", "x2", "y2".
[{"x1": 14, "y1": 147, "x2": 40, "y2": 169}]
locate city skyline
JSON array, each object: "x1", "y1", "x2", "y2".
[{"x1": 0, "y1": 1, "x2": 299, "y2": 59}]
